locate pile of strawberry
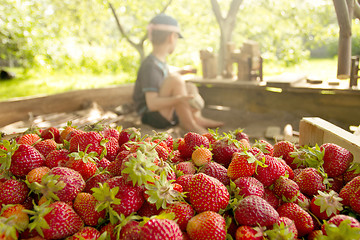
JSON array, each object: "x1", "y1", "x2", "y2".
[{"x1": 0, "y1": 124, "x2": 360, "y2": 240}]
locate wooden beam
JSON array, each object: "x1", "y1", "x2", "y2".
[{"x1": 299, "y1": 117, "x2": 360, "y2": 163}]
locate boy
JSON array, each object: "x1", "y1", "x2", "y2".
[{"x1": 133, "y1": 13, "x2": 223, "y2": 134}]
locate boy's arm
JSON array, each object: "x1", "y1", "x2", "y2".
[{"x1": 145, "y1": 92, "x2": 193, "y2": 112}]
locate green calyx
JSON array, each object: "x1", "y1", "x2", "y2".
[
  {"x1": 23, "y1": 201, "x2": 53, "y2": 238},
  {"x1": 114, "y1": 212, "x2": 142, "y2": 240},
  {"x1": 314, "y1": 190, "x2": 343, "y2": 218},
  {"x1": 145, "y1": 171, "x2": 185, "y2": 210},
  {"x1": 290, "y1": 144, "x2": 324, "y2": 168},
  {"x1": 319, "y1": 219, "x2": 360, "y2": 240},
  {"x1": 26, "y1": 174, "x2": 65, "y2": 202},
  {"x1": 0, "y1": 219, "x2": 18, "y2": 240},
  {"x1": 264, "y1": 221, "x2": 295, "y2": 240},
  {"x1": 121, "y1": 150, "x2": 158, "y2": 187},
  {"x1": 0, "y1": 140, "x2": 18, "y2": 172},
  {"x1": 92, "y1": 182, "x2": 121, "y2": 225},
  {"x1": 69, "y1": 144, "x2": 99, "y2": 164}
]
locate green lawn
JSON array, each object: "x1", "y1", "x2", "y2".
[{"x1": 0, "y1": 58, "x2": 338, "y2": 101}]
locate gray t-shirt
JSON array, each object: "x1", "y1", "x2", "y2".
[{"x1": 133, "y1": 54, "x2": 169, "y2": 115}]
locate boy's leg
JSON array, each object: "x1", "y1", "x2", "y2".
[{"x1": 158, "y1": 74, "x2": 208, "y2": 134}]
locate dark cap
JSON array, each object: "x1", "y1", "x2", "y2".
[{"x1": 148, "y1": 13, "x2": 183, "y2": 38}]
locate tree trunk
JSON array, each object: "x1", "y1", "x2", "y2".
[
  {"x1": 211, "y1": 0, "x2": 243, "y2": 76},
  {"x1": 333, "y1": 0, "x2": 354, "y2": 79}
]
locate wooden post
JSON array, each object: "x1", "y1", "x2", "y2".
[
  {"x1": 350, "y1": 55, "x2": 359, "y2": 87},
  {"x1": 200, "y1": 49, "x2": 218, "y2": 79},
  {"x1": 223, "y1": 42, "x2": 236, "y2": 78}
]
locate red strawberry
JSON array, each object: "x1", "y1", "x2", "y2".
[
  {"x1": 27, "y1": 201, "x2": 84, "y2": 239},
  {"x1": 343, "y1": 162, "x2": 360, "y2": 183},
  {"x1": 227, "y1": 148, "x2": 264, "y2": 180},
  {"x1": 34, "y1": 139, "x2": 57, "y2": 158},
  {"x1": 184, "y1": 132, "x2": 210, "y2": 150},
  {"x1": 232, "y1": 129, "x2": 250, "y2": 142},
  {"x1": 199, "y1": 161, "x2": 230, "y2": 186},
  {"x1": 294, "y1": 192, "x2": 310, "y2": 210},
  {"x1": 349, "y1": 186, "x2": 360, "y2": 214},
  {"x1": 104, "y1": 136, "x2": 120, "y2": 162},
  {"x1": 168, "y1": 150, "x2": 185, "y2": 163},
  {"x1": 339, "y1": 176, "x2": 360, "y2": 206},
  {"x1": 253, "y1": 139, "x2": 274, "y2": 156},
  {"x1": 0, "y1": 179, "x2": 29, "y2": 205},
  {"x1": 66, "y1": 150, "x2": 98, "y2": 181},
  {"x1": 16, "y1": 133, "x2": 41, "y2": 145},
  {"x1": 67, "y1": 226, "x2": 100, "y2": 240},
  {"x1": 45, "y1": 149, "x2": 70, "y2": 168},
  {"x1": 26, "y1": 166, "x2": 51, "y2": 184},
  {"x1": 277, "y1": 202, "x2": 314, "y2": 237},
  {"x1": 321, "y1": 214, "x2": 360, "y2": 236},
  {"x1": 69, "y1": 131, "x2": 104, "y2": 156},
  {"x1": 310, "y1": 190, "x2": 343, "y2": 220},
  {"x1": 137, "y1": 200, "x2": 162, "y2": 217},
  {"x1": 118, "y1": 127, "x2": 140, "y2": 147},
  {"x1": 254, "y1": 155, "x2": 286, "y2": 187},
  {"x1": 102, "y1": 127, "x2": 120, "y2": 140},
  {"x1": 293, "y1": 167, "x2": 326, "y2": 197},
  {"x1": 161, "y1": 201, "x2": 195, "y2": 231},
  {"x1": 84, "y1": 172, "x2": 112, "y2": 194},
  {"x1": 212, "y1": 137, "x2": 244, "y2": 167},
  {"x1": 73, "y1": 192, "x2": 106, "y2": 226},
  {"x1": 118, "y1": 220, "x2": 141, "y2": 240},
  {"x1": 97, "y1": 157, "x2": 111, "y2": 169},
  {"x1": 186, "y1": 211, "x2": 227, "y2": 240},
  {"x1": 188, "y1": 173, "x2": 229, "y2": 213},
  {"x1": 10, "y1": 144, "x2": 45, "y2": 177},
  {"x1": 273, "y1": 141, "x2": 296, "y2": 167},
  {"x1": 263, "y1": 188, "x2": 281, "y2": 209},
  {"x1": 234, "y1": 195, "x2": 279, "y2": 227},
  {"x1": 273, "y1": 176, "x2": 300, "y2": 202},
  {"x1": 46, "y1": 167, "x2": 86, "y2": 202},
  {"x1": 175, "y1": 161, "x2": 196, "y2": 175},
  {"x1": 1, "y1": 204, "x2": 29, "y2": 232},
  {"x1": 233, "y1": 177, "x2": 264, "y2": 198},
  {"x1": 175, "y1": 174, "x2": 193, "y2": 202},
  {"x1": 40, "y1": 127, "x2": 61, "y2": 143},
  {"x1": 105, "y1": 176, "x2": 144, "y2": 217},
  {"x1": 320, "y1": 143, "x2": 353, "y2": 177},
  {"x1": 235, "y1": 225, "x2": 263, "y2": 240},
  {"x1": 139, "y1": 218, "x2": 183, "y2": 240},
  {"x1": 99, "y1": 222, "x2": 117, "y2": 240},
  {"x1": 177, "y1": 138, "x2": 193, "y2": 159}
]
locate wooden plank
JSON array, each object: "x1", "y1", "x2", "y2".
[
  {"x1": 0, "y1": 84, "x2": 134, "y2": 128},
  {"x1": 299, "y1": 117, "x2": 360, "y2": 163}
]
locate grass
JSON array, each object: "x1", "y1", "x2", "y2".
[{"x1": 0, "y1": 58, "x2": 338, "y2": 101}]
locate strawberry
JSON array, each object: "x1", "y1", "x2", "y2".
[
  {"x1": 118, "y1": 127, "x2": 141, "y2": 147},
  {"x1": 97, "y1": 157, "x2": 111, "y2": 169},
  {"x1": 232, "y1": 128, "x2": 250, "y2": 142},
  {"x1": 10, "y1": 144, "x2": 46, "y2": 177},
  {"x1": 235, "y1": 225, "x2": 263, "y2": 240},
  {"x1": 188, "y1": 173, "x2": 229, "y2": 213},
  {"x1": 67, "y1": 226, "x2": 101, "y2": 240},
  {"x1": 343, "y1": 162, "x2": 360, "y2": 183},
  {"x1": 137, "y1": 200, "x2": 162, "y2": 217},
  {"x1": 0, "y1": 179, "x2": 29, "y2": 205},
  {"x1": 26, "y1": 166, "x2": 51, "y2": 184},
  {"x1": 73, "y1": 192, "x2": 106, "y2": 226},
  {"x1": 59, "y1": 123, "x2": 77, "y2": 142},
  {"x1": 310, "y1": 190, "x2": 343, "y2": 220},
  {"x1": 161, "y1": 201, "x2": 195, "y2": 231},
  {"x1": 212, "y1": 137, "x2": 244, "y2": 167},
  {"x1": 321, "y1": 214, "x2": 360, "y2": 237},
  {"x1": 186, "y1": 211, "x2": 227, "y2": 240},
  {"x1": 104, "y1": 176, "x2": 144, "y2": 217},
  {"x1": 1, "y1": 204, "x2": 29, "y2": 232},
  {"x1": 184, "y1": 132, "x2": 210, "y2": 150},
  {"x1": 233, "y1": 177, "x2": 264, "y2": 198},
  {"x1": 154, "y1": 144, "x2": 169, "y2": 162},
  {"x1": 139, "y1": 218, "x2": 183, "y2": 240},
  {"x1": 339, "y1": 176, "x2": 360, "y2": 206},
  {"x1": 69, "y1": 131, "x2": 104, "y2": 156},
  {"x1": 101, "y1": 127, "x2": 120, "y2": 140},
  {"x1": 16, "y1": 133, "x2": 41, "y2": 145},
  {"x1": 191, "y1": 146, "x2": 212, "y2": 166},
  {"x1": 66, "y1": 149, "x2": 98, "y2": 181},
  {"x1": 277, "y1": 202, "x2": 314, "y2": 237},
  {"x1": 84, "y1": 172, "x2": 112, "y2": 194},
  {"x1": 266, "y1": 216, "x2": 298, "y2": 239},
  {"x1": 227, "y1": 148, "x2": 264, "y2": 180},
  {"x1": 34, "y1": 139, "x2": 57, "y2": 158},
  {"x1": 104, "y1": 136, "x2": 120, "y2": 162},
  {"x1": 26, "y1": 201, "x2": 84, "y2": 239},
  {"x1": 99, "y1": 222, "x2": 117, "y2": 240},
  {"x1": 254, "y1": 155, "x2": 286, "y2": 187},
  {"x1": 234, "y1": 195, "x2": 279, "y2": 227},
  {"x1": 40, "y1": 126, "x2": 61, "y2": 143},
  {"x1": 308, "y1": 230, "x2": 324, "y2": 240},
  {"x1": 349, "y1": 186, "x2": 360, "y2": 214},
  {"x1": 273, "y1": 176, "x2": 300, "y2": 202},
  {"x1": 175, "y1": 161, "x2": 196, "y2": 175},
  {"x1": 294, "y1": 192, "x2": 310, "y2": 210},
  {"x1": 273, "y1": 141, "x2": 296, "y2": 168},
  {"x1": 177, "y1": 138, "x2": 193, "y2": 159},
  {"x1": 199, "y1": 161, "x2": 230, "y2": 186},
  {"x1": 253, "y1": 139, "x2": 274, "y2": 156},
  {"x1": 45, "y1": 149, "x2": 70, "y2": 168},
  {"x1": 174, "y1": 174, "x2": 193, "y2": 202},
  {"x1": 293, "y1": 167, "x2": 326, "y2": 197},
  {"x1": 263, "y1": 188, "x2": 281, "y2": 209},
  {"x1": 320, "y1": 143, "x2": 353, "y2": 177},
  {"x1": 168, "y1": 150, "x2": 185, "y2": 164}
]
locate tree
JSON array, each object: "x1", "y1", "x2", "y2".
[{"x1": 211, "y1": 0, "x2": 243, "y2": 76}]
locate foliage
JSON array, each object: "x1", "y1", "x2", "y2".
[{"x1": 0, "y1": 0, "x2": 356, "y2": 75}]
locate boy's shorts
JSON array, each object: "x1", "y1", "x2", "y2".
[{"x1": 141, "y1": 111, "x2": 179, "y2": 129}]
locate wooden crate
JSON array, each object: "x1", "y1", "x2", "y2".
[{"x1": 299, "y1": 117, "x2": 360, "y2": 163}]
